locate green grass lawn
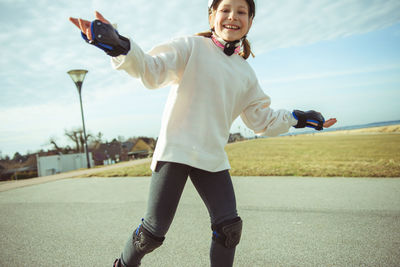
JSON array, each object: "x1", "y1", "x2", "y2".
[{"x1": 84, "y1": 133, "x2": 400, "y2": 178}]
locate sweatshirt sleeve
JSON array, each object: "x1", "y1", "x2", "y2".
[
  {"x1": 240, "y1": 82, "x2": 298, "y2": 137},
  {"x1": 111, "y1": 37, "x2": 189, "y2": 89}
]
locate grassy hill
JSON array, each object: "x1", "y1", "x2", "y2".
[{"x1": 83, "y1": 126, "x2": 400, "y2": 178}]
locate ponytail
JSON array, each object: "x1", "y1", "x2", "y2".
[
  {"x1": 240, "y1": 37, "x2": 255, "y2": 60},
  {"x1": 195, "y1": 31, "x2": 213, "y2": 38},
  {"x1": 195, "y1": 31, "x2": 255, "y2": 60}
]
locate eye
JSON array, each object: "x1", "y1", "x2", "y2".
[{"x1": 238, "y1": 9, "x2": 248, "y2": 15}]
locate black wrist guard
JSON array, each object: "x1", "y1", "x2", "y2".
[
  {"x1": 292, "y1": 110, "x2": 325, "y2": 131},
  {"x1": 81, "y1": 20, "x2": 130, "y2": 57}
]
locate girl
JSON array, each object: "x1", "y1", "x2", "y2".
[{"x1": 70, "y1": 1, "x2": 337, "y2": 266}]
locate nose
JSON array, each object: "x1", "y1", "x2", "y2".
[{"x1": 228, "y1": 11, "x2": 238, "y2": 20}]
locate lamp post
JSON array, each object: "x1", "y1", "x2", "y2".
[{"x1": 67, "y1": 69, "x2": 91, "y2": 168}]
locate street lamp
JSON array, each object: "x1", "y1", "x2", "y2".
[{"x1": 67, "y1": 69, "x2": 91, "y2": 168}]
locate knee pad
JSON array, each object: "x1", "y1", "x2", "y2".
[
  {"x1": 211, "y1": 217, "x2": 243, "y2": 248},
  {"x1": 133, "y1": 223, "x2": 165, "y2": 255}
]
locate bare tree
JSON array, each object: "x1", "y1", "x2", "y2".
[
  {"x1": 48, "y1": 136, "x2": 62, "y2": 152},
  {"x1": 89, "y1": 132, "x2": 104, "y2": 149},
  {"x1": 65, "y1": 128, "x2": 81, "y2": 152},
  {"x1": 96, "y1": 132, "x2": 104, "y2": 143},
  {"x1": 64, "y1": 128, "x2": 92, "y2": 153}
]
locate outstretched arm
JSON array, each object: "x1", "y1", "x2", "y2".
[
  {"x1": 71, "y1": 11, "x2": 189, "y2": 90},
  {"x1": 241, "y1": 81, "x2": 337, "y2": 137}
]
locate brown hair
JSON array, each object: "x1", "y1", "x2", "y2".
[{"x1": 196, "y1": 0, "x2": 255, "y2": 60}]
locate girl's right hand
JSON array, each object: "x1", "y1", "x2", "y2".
[
  {"x1": 69, "y1": 11, "x2": 111, "y2": 41},
  {"x1": 68, "y1": 11, "x2": 130, "y2": 57}
]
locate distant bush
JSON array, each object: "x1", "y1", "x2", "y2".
[{"x1": 10, "y1": 171, "x2": 37, "y2": 180}]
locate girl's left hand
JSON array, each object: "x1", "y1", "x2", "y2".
[
  {"x1": 307, "y1": 118, "x2": 337, "y2": 128},
  {"x1": 323, "y1": 118, "x2": 337, "y2": 128}
]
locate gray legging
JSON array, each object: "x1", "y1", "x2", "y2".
[{"x1": 121, "y1": 161, "x2": 240, "y2": 267}]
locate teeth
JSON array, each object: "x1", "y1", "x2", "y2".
[{"x1": 224, "y1": 25, "x2": 239, "y2": 29}]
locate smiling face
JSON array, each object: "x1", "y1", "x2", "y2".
[{"x1": 209, "y1": 0, "x2": 253, "y2": 42}]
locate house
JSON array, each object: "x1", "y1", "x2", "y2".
[
  {"x1": 92, "y1": 139, "x2": 123, "y2": 166},
  {"x1": 91, "y1": 138, "x2": 155, "y2": 165},
  {"x1": 128, "y1": 139, "x2": 154, "y2": 159}
]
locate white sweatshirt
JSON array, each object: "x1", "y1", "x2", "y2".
[{"x1": 112, "y1": 36, "x2": 297, "y2": 172}]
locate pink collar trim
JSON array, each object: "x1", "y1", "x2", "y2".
[{"x1": 211, "y1": 35, "x2": 241, "y2": 55}]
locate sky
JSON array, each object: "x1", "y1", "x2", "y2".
[{"x1": 1, "y1": 0, "x2": 400, "y2": 157}]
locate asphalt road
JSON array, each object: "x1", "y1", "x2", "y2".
[{"x1": 0, "y1": 177, "x2": 399, "y2": 266}]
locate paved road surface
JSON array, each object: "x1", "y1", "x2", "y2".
[{"x1": 0, "y1": 177, "x2": 399, "y2": 266}]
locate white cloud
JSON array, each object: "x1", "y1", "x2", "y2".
[{"x1": 250, "y1": 0, "x2": 400, "y2": 52}]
